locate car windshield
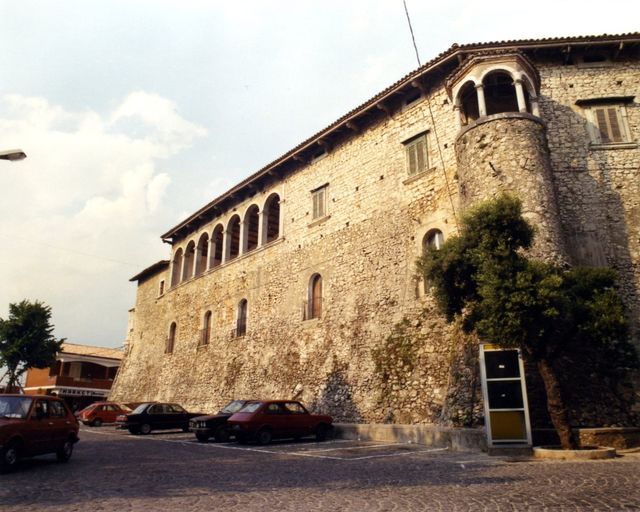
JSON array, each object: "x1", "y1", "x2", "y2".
[
  {"x1": 237, "y1": 402, "x2": 262, "y2": 413},
  {"x1": 131, "y1": 403, "x2": 150, "y2": 414},
  {"x1": 220, "y1": 400, "x2": 246, "y2": 414},
  {"x1": 0, "y1": 396, "x2": 33, "y2": 419}
]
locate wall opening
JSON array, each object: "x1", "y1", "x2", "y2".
[
  {"x1": 484, "y1": 71, "x2": 518, "y2": 115},
  {"x1": 195, "y1": 233, "x2": 209, "y2": 276},
  {"x1": 244, "y1": 205, "x2": 260, "y2": 252},
  {"x1": 264, "y1": 194, "x2": 280, "y2": 243},
  {"x1": 227, "y1": 215, "x2": 241, "y2": 260}
]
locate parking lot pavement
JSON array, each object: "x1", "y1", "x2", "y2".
[{"x1": 2, "y1": 427, "x2": 640, "y2": 511}]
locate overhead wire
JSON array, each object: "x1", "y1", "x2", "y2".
[{"x1": 402, "y1": 0, "x2": 459, "y2": 231}]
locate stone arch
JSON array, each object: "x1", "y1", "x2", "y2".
[
  {"x1": 210, "y1": 224, "x2": 224, "y2": 268},
  {"x1": 482, "y1": 70, "x2": 518, "y2": 116},
  {"x1": 226, "y1": 215, "x2": 241, "y2": 261},
  {"x1": 243, "y1": 204, "x2": 260, "y2": 253},
  {"x1": 171, "y1": 247, "x2": 183, "y2": 287},
  {"x1": 195, "y1": 233, "x2": 209, "y2": 277},
  {"x1": 422, "y1": 228, "x2": 444, "y2": 253},
  {"x1": 182, "y1": 240, "x2": 196, "y2": 281},
  {"x1": 457, "y1": 80, "x2": 480, "y2": 125},
  {"x1": 263, "y1": 193, "x2": 280, "y2": 244}
]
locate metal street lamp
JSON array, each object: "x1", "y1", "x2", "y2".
[{"x1": 0, "y1": 149, "x2": 27, "y2": 161}]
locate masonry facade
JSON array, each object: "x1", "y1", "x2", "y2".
[{"x1": 111, "y1": 34, "x2": 640, "y2": 428}]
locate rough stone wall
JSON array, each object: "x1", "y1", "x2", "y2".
[
  {"x1": 537, "y1": 57, "x2": 640, "y2": 341},
  {"x1": 111, "y1": 51, "x2": 640, "y2": 427},
  {"x1": 110, "y1": 86, "x2": 478, "y2": 424}
]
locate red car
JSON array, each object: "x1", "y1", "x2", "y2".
[
  {"x1": 0, "y1": 394, "x2": 79, "y2": 472},
  {"x1": 227, "y1": 400, "x2": 333, "y2": 445},
  {"x1": 76, "y1": 402, "x2": 130, "y2": 427}
]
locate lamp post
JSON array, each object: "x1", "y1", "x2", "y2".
[{"x1": 0, "y1": 149, "x2": 27, "y2": 161}]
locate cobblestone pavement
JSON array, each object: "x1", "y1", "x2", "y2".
[{"x1": 2, "y1": 427, "x2": 640, "y2": 511}]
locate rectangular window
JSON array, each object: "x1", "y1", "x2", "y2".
[
  {"x1": 159, "y1": 280, "x2": 165, "y2": 296},
  {"x1": 577, "y1": 98, "x2": 634, "y2": 146},
  {"x1": 404, "y1": 133, "x2": 429, "y2": 176},
  {"x1": 311, "y1": 185, "x2": 327, "y2": 220}
]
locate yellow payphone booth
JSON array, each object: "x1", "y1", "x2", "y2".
[{"x1": 479, "y1": 344, "x2": 532, "y2": 446}]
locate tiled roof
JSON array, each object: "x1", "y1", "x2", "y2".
[
  {"x1": 60, "y1": 342, "x2": 123, "y2": 361},
  {"x1": 160, "y1": 32, "x2": 640, "y2": 242},
  {"x1": 129, "y1": 260, "x2": 170, "y2": 282}
]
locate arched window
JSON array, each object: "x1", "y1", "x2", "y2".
[
  {"x1": 227, "y1": 215, "x2": 241, "y2": 261},
  {"x1": 182, "y1": 241, "x2": 196, "y2": 281},
  {"x1": 458, "y1": 81, "x2": 479, "y2": 125},
  {"x1": 483, "y1": 71, "x2": 518, "y2": 116},
  {"x1": 423, "y1": 229, "x2": 444, "y2": 253},
  {"x1": 307, "y1": 274, "x2": 322, "y2": 320},
  {"x1": 210, "y1": 224, "x2": 224, "y2": 268},
  {"x1": 201, "y1": 311, "x2": 212, "y2": 346},
  {"x1": 236, "y1": 299, "x2": 247, "y2": 337},
  {"x1": 195, "y1": 233, "x2": 209, "y2": 277},
  {"x1": 171, "y1": 248, "x2": 183, "y2": 287},
  {"x1": 244, "y1": 205, "x2": 260, "y2": 252},
  {"x1": 263, "y1": 193, "x2": 280, "y2": 244},
  {"x1": 166, "y1": 322, "x2": 177, "y2": 354}
]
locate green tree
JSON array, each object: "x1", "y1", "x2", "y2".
[
  {"x1": 419, "y1": 195, "x2": 637, "y2": 449},
  {"x1": 0, "y1": 300, "x2": 63, "y2": 392}
]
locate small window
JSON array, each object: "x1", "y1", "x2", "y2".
[
  {"x1": 423, "y1": 229, "x2": 444, "y2": 253},
  {"x1": 159, "y1": 280, "x2": 165, "y2": 296},
  {"x1": 166, "y1": 322, "x2": 177, "y2": 354},
  {"x1": 312, "y1": 185, "x2": 328, "y2": 220},
  {"x1": 306, "y1": 274, "x2": 322, "y2": 320},
  {"x1": 593, "y1": 106, "x2": 625, "y2": 143},
  {"x1": 201, "y1": 311, "x2": 212, "y2": 346},
  {"x1": 236, "y1": 299, "x2": 247, "y2": 337},
  {"x1": 580, "y1": 101, "x2": 633, "y2": 146},
  {"x1": 404, "y1": 133, "x2": 429, "y2": 176}
]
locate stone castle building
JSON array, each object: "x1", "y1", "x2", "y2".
[{"x1": 110, "y1": 33, "x2": 640, "y2": 428}]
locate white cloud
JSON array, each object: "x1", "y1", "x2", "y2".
[{"x1": 0, "y1": 92, "x2": 206, "y2": 346}]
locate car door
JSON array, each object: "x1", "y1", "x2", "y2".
[
  {"x1": 283, "y1": 402, "x2": 311, "y2": 437},
  {"x1": 146, "y1": 404, "x2": 166, "y2": 429},
  {"x1": 263, "y1": 403, "x2": 292, "y2": 439},
  {"x1": 24, "y1": 399, "x2": 53, "y2": 455},
  {"x1": 168, "y1": 404, "x2": 188, "y2": 429},
  {"x1": 48, "y1": 399, "x2": 72, "y2": 449}
]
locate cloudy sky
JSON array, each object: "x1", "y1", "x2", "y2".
[{"x1": 0, "y1": 0, "x2": 637, "y2": 349}]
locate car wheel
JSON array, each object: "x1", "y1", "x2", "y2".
[
  {"x1": 128, "y1": 426, "x2": 140, "y2": 435},
  {"x1": 214, "y1": 426, "x2": 230, "y2": 443},
  {"x1": 315, "y1": 424, "x2": 331, "y2": 442},
  {"x1": 56, "y1": 438, "x2": 74, "y2": 463},
  {"x1": 195, "y1": 432, "x2": 209, "y2": 443},
  {"x1": 0, "y1": 441, "x2": 20, "y2": 473},
  {"x1": 91, "y1": 418, "x2": 103, "y2": 427},
  {"x1": 139, "y1": 423, "x2": 152, "y2": 435},
  {"x1": 256, "y1": 428, "x2": 272, "y2": 445}
]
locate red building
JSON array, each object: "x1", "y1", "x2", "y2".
[{"x1": 24, "y1": 342, "x2": 123, "y2": 410}]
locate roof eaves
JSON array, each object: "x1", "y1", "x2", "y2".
[{"x1": 161, "y1": 32, "x2": 640, "y2": 242}]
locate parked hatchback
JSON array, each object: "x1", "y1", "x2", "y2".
[
  {"x1": 0, "y1": 394, "x2": 80, "y2": 472},
  {"x1": 76, "y1": 401, "x2": 130, "y2": 427},
  {"x1": 227, "y1": 400, "x2": 333, "y2": 445},
  {"x1": 116, "y1": 402, "x2": 203, "y2": 435}
]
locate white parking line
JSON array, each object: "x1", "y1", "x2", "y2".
[{"x1": 80, "y1": 428, "x2": 450, "y2": 461}]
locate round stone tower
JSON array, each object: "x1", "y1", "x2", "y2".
[{"x1": 448, "y1": 52, "x2": 567, "y2": 265}]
